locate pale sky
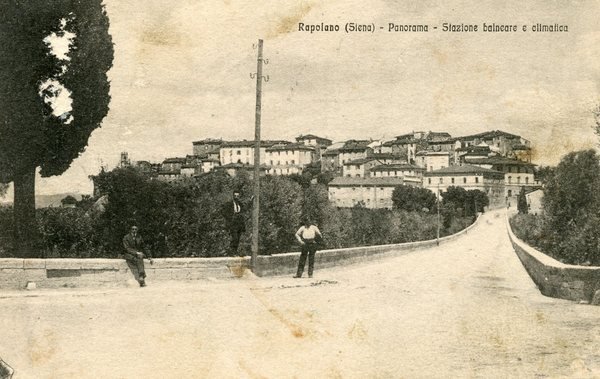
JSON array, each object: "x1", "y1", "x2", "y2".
[{"x1": 5, "y1": 0, "x2": 600, "y2": 198}]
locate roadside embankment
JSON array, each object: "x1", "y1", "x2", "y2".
[
  {"x1": 507, "y1": 215, "x2": 600, "y2": 304},
  {"x1": 0, "y1": 216, "x2": 481, "y2": 290}
]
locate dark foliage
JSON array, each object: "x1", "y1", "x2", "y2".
[
  {"x1": 512, "y1": 150, "x2": 600, "y2": 265},
  {"x1": 0, "y1": 1, "x2": 113, "y2": 254},
  {"x1": 391, "y1": 185, "x2": 437, "y2": 212},
  {"x1": 441, "y1": 186, "x2": 489, "y2": 216},
  {"x1": 0, "y1": 171, "x2": 476, "y2": 258},
  {"x1": 517, "y1": 187, "x2": 528, "y2": 214}
]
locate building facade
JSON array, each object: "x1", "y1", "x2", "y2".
[
  {"x1": 266, "y1": 142, "x2": 315, "y2": 175},
  {"x1": 219, "y1": 140, "x2": 288, "y2": 166},
  {"x1": 466, "y1": 157, "x2": 537, "y2": 198},
  {"x1": 423, "y1": 165, "x2": 505, "y2": 205},
  {"x1": 328, "y1": 177, "x2": 419, "y2": 209}
]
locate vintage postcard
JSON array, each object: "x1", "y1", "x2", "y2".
[{"x1": 1, "y1": 1, "x2": 599, "y2": 378}]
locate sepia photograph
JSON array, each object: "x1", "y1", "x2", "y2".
[{"x1": 1, "y1": 0, "x2": 600, "y2": 378}]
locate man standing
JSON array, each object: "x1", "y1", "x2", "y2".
[
  {"x1": 294, "y1": 218, "x2": 323, "y2": 278},
  {"x1": 122, "y1": 225, "x2": 152, "y2": 287},
  {"x1": 222, "y1": 190, "x2": 246, "y2": 256}
]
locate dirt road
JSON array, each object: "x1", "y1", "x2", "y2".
[{"x1": 1, "y1": 210, "x2": 599, "y2": 378}]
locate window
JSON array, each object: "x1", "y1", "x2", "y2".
[
  {"x1": 475, "y1": 177, "x2": 479, "y2": 183},
  {"x1": 463, "y1": 177, "x2": 466, "y2": 184},
  {"x1": 428, "y1": 178, "x2": 431, "y2": 184},
  {"x1": 525, "y1": 177, "x2": 529, "y2": 184},
  {"x1": 451, "y1": 177, "x2": 455, "y2": 184},
  {"x1": 270, "y1": 160, "x2": 273, "y2": 165},
  {"x1": 517, "y1": 176, "x2": 521, "y2": 184},
  {"x1": 291, "y1": 160, "x2": 295, "y2": 165},
  {"x1": 439, "y1": 177, "x2": 443, "y2": 184},
  {"x1": 236, "y1": 150, "x2": 241, "y2": 155},
  {"x1": 508, "y1": 176, "x2": 512, "y2": 184}
]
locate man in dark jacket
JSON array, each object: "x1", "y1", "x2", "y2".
[
  {"x1": 122, "y1": 225, "x2": 152, "y2": 287},
  {"x1": 221, "y1": 190, "x2": 246, "y2": 256}
]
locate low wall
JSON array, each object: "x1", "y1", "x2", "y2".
[
  {"x1": 254, "y1": 216, "x2": 481, "y2": 277},
  {"x1": 0, "y1": 216, "x2": 481, "y2": 290},
  {"x1": 506, "y1": 215, "x2": 600, "y2": 303},
  {"x1": 0, "y1": 257, "x2": 248, "y2": 290}
]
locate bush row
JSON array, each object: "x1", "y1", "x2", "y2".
[
  {"x1": 510, "y1": 150, "x2": 600, "y2": 266},
  {"x1": 0, "y1": 168, "x2": 474, "y2": 258}
]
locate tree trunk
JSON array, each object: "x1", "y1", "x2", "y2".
[{"x1": 13, "y1": 167, "x2": 38, "y2": 258}]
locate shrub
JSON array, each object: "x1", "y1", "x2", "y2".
[
  {"x1": 517, "y1": 187, "x2": 528, "y2": 214},
  {"x1": 392, "y1": 185, "x2": 436, "y2": 212},
  {"x1": 37, "y1": 207, "x2": 100, "y2": 258},
  {"x1": 0, "y1": 169, "x2": 477, "y2": 258}
]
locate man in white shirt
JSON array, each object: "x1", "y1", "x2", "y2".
[{"x1": 294, "y1": 218, "x2": 323, "y2": 278}]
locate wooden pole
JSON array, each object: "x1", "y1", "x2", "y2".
[{"x1": 251, "y1": 39, "x2": 263, "y2": 272}]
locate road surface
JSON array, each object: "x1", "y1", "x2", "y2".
[{"x1": 1, "y1": 209, "x2": 599, "y2": 378}]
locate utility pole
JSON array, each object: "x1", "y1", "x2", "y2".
[{"x1": 250, "y1": 39, "x2": 268, "y2": 272}]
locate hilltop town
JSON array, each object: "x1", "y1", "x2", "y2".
[{"x1": 113, "y1": 129, "x2": 538, "y2": 209}]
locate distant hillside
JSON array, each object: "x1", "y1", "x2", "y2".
[{"x1": 0, "y1": 193, "x2": 83, "y2": 208}]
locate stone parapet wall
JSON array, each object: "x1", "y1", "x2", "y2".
[
  {"x1": 0, "y1": 216, "x2": 481, "y2": 290},
  {"x1": 0, "y1": 257, "x2": 248, "y2": 290},
  {"x1": 507, "y1": 215, "x2": 600, "y2": 303},
  {"x1": 254, "y1": 216, "x2": 480, "y2": 277}
]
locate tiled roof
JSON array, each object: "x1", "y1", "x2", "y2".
[
  {"x1": 455, "y1": 145, "x2": 491, "y2": 152},
  {"x1": 416, "y1": 151, "x2": 450, "y2": 156},
  {"x1": 369, "y1": 153, "x2": 403, "y2": 160},
  {"x1": 458, "y1": 130, "x2": 521, "y2": 140},
  {"x1": 295, "y1": 134, "x2": 332, "y2": 143},
  {"x1": 424, "y1": 164, "x2": 505, "y2": 178},
  {"x1": 192, "y1": 138, "x2": 223, "y2": 145},
  {"x1": 217, "y1": 163, "x2": 269, "y2": 170},
  {"x1": 338, "y1": 140, "x2": 372, "y2": 152},
  {"x1": 221, "y1": 140, "x2": 290, "y2": 148},
  {"x1": 466, "y1": 157, "x2": 536, "y2": 166},
  {"x1": 342, "y1": 158, "x2": 379, "y2": 165},
  {"x1": 266, "y1": 142, "x2": 314, "y2": 152},
  {"x1": 370, "y1": 164, "x2": 424, "y2": 171},
  {"x1": 328, "y1": 177, "x2": 409, "y2": 186},
  {"x1": 163, "y1": 157, "x2": 186, "y2": 163},
  {"x1": 322, "y1": 149, "x2": 340, "y2": 156}
]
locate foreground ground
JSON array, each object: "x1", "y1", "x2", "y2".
[{"x1": 1, "y1": 210, "x2": 599, "y2": 378}]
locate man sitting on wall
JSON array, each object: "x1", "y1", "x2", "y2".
[{"x1": 122, "y1": 225, "x2": 153, "y2": 287}]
